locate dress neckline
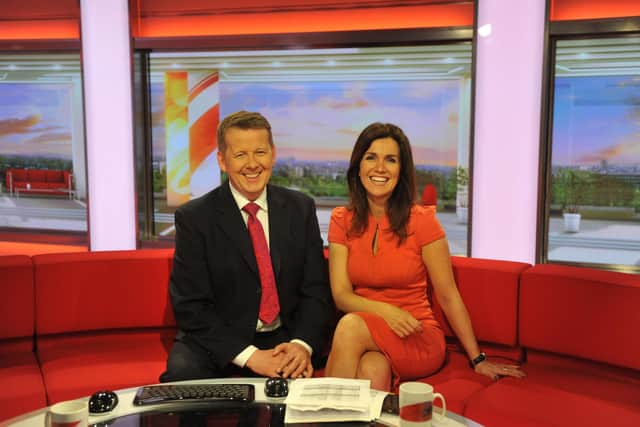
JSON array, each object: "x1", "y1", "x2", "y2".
[{"x1": 368, "y1": 210, "x2": 389, "y2": 227}]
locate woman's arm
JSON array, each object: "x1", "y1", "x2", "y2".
[
  {"x1": 329, "y1": 242, "x2": 422, "y2": 338},
  {"x1": 422, "y1": 238, "x2": 525, "y2": 380}
]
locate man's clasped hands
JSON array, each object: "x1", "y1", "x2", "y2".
[{"x1": 246, "y1": 342, "x2": 313, "y2": 379}]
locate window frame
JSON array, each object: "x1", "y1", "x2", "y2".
[
  {"x1": 0, "y1": 39, "x2": 88, "y2": 246},
  {"x1": 538, "y1": 16, "x2": 640, "y2": 273},
  {"x1": 132, "y1": 27, "x2": 476, "y2": 253}
]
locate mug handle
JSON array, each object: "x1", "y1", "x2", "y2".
[{"x1": 433, "y1": 392, "x2": 447, "y2": 420}]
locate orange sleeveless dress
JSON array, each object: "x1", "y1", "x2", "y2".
[{"x1": 328, "y1": 205, "x2": 446, "y2": 384}]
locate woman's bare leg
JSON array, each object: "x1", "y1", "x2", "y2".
[
  {"x1": 356, "y1": 351, "x2": 392, "y2": 391},
  {"x1": 325, "y1": 313, "x2": 380, "y2": 379}
]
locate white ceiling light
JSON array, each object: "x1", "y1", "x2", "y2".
[{"x1": 478, "y1": 24, "x2": 492, "y2": 37}]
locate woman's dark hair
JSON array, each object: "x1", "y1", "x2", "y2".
[{"x1": 346, "y1": 122, "x2": 416, "y2": 244}]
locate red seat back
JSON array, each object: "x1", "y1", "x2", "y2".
[
  {"x1": 33, "y1": 249, "x2": 175, "y2": 335},
  {"x1": 520, "y1": 264, "x2": 640, "y2": 370}
]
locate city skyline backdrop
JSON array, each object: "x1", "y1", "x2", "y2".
[
  {"x1": 1, "y1": 75, "x2": 639, "y2": 172},
  {"x1": 0, "y1": 83, "x2": 74, "y2": 159},
  {"x1": 552, "y1": 75, "x2": 640, "y2": 168}
]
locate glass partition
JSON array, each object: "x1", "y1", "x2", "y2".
[
  {"x1": 0, "y1": 53, "x2": 87, "y2": 238},
  {"x1": 546, "y1": 36, "x2": 640, "y2": 269},
  {"x1": 139, "y1": 44, "x2": 473, "y2": 254}
]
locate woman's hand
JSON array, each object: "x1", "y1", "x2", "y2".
[
  {"x1": 380, "y1": 304, "x2": 423, "y2": 338},
  {"x1": 474, "y1": 360, "x2": 526, "y2": 381}
]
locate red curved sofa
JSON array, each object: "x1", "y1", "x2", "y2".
[{"x1": 1, "y1": 249, "x2": 639, "y2": 426}]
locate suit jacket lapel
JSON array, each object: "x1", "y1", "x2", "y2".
[
  {"x1": 215, "y1": 181, "x2": 259, "y2": 275},
  {"x1": 266, "y1": 185, "x2": 286, "y2": 280}
]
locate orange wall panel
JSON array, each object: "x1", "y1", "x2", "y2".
[
  {"x1": 0, "y1": 20, "x2": 79, "y2": 40},
  {"x1": 551, "y1": 0, "x2": 640, "y2": 21},
  {"x1": 133, "y1": 4, "x2": 473, "y2": 37}
]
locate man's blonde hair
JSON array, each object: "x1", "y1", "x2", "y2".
[{"x1": 217, "y1": 111, "x2": 273, "y2": 153}]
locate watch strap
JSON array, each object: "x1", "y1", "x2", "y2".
[{"x1": 469, "y1": 352, "x2": 487, "y2": 368}]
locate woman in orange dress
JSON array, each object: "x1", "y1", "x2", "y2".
[{"x1": 324, "y1": 123, "x2": 525, "y2": 391}]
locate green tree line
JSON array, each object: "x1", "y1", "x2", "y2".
[{"x1": 552, "y1": 168, "x2": 639, "y2": 211}]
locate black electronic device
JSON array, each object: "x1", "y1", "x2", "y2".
[
  {"x1": 264, "y1": 377, "x2": 289, "y2": 398},
  {"x1": 381, "y1": 393, "x2": 399, "y2": 415},
  {"x1": 89, "y1": 390, "x2": 119, "y2": 413},
  {"x1": 133, "y1": 383, "x2": 255, "y2": 406}
]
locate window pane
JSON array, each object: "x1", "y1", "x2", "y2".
[
  {"x1": 0, "y1": 53, "x2": 87, "y2": 238},
  {"x1": 548, "y1": 37, "x2": 640, "y2": 267},
  {"x1": 142, "y1": 44, "x2": 472, "y2": 254}
]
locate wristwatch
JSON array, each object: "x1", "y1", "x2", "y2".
[{"x1": 469, "y1": 352, "x2": 487, "y2": 369}]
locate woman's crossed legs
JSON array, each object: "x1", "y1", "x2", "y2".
[{"x1": 325, "y1": 313, "x2": 392, "y2": 391}]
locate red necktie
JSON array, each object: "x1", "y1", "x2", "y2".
[{"x1": 243, "y1": 202, "x2": 280, "y2": 324}]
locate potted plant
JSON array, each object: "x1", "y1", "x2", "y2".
[
  {"x1": 456, "y1": 199, "x2": 469, "y2": 224},
  {"x1": 455, "y1": 166, "x2": 469, "y2": 224},
  {"x1": 561, "y1": 169, "x2": 581, "y2": 233},
  {"x1": 563, "y1": 205, "x2": 581, "y2": 233}
]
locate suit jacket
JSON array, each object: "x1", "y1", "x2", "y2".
[{"x1": 169, "y1": 180, "x2": 331, "y2": 370}]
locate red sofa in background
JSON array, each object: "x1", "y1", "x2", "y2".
[
  {"x1": 5, "y1": 168, "x2": 74, "y2": 197},
  {"x1": 0, "y1": 249, "x2": 639, "y2": 426}
]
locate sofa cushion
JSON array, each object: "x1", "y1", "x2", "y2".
[
  {"x1": 421, "y1": 342, "x2": 524, "y2": 414},
  {"x1": 463, "y1": 350, "x2": 640, "y2": 427},
  {"x1": 10, "y1": 169, "x2": 27, "y2": 182},
  {"x1": 45, "y1": 183, "x2": 64, "y2": 190},
  {"x1": 432, "y1": 257, "x2": 530, "y2": 347},
  {"x1": 0, "y1": 343, "x2": 47, "y2": 422},
  {"x1": 26, "y1": 169, "x2": 46, "y2": 183},
  {"x1": 33, "y1": 249, "x2": 175, "y2": 334},
  {"x1": 45, "y1": 170, "x2": 63, "y2": 183},
  {"x1": 520, "y1": 264, "x2": 640, "y2": 370},
  {"x1": 38, "y1": 329, "x2": 175, "y2": 404},
  {"x1": 0, "y1": 255, "x2": 34, "y2": 340},
  {"x1": 419, "y1": 350, "x2": 492, "y2": 414}
]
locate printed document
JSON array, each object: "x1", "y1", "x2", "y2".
[{"x1": 284, "y1": 377, "x2": 387, "y2": 423}]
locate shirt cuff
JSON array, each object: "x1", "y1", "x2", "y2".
[
  {"x1": 291, "y1": 339, "x2": 313, "y2": 356},
  {"x1": 232, "y1": 345, "x2": 258, "y2": 368}
]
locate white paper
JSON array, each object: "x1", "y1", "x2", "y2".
[{"x1": 283, "y1": 377, "x2": 388, "y2": 423}]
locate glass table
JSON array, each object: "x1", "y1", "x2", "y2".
[{"x1": 1, "y1": 378, "x2": 483, "y2": 427}]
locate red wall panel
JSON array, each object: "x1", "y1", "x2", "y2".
[{"x1": 0, "y1": 0, "x2": 79, "y2": 40}]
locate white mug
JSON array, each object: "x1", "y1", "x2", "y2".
[
  {"x1": 45, "y1": 400, "x2": 88, "y2": 427},
  {"x1": 399, "y1": 382, "x2": 446, "y2": 427}
]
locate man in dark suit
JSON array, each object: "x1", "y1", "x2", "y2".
[{"x1": 160, "y1": 111, "x2": 331, "y2": 381}]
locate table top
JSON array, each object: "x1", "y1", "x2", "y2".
[{"x1": 1, "y1": 378, "x2": 483, "y2": 427}]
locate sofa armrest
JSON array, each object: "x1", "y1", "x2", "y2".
[
  {"x1": 63, "y1": 171, "x2": 74, "y2": 191},
  {"x1": 6, "y1": 170, "x2": 13, "y2": 194}
]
